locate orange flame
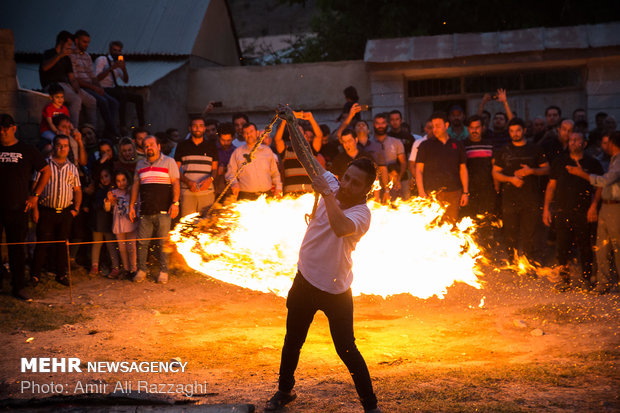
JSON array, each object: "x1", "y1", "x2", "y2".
[{"x1": 171, "y1": 195, "x2": 484, "y2": 299}]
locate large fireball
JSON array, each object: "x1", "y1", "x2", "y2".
[{"x1": 171, "y1": 195, "x2": 483, "y2": 299}]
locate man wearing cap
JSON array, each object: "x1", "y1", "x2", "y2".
[{"x1": 0, "y1": 115, "x2": 51, "y2": 299}]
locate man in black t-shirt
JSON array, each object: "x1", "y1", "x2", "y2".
[
  {"x1": 493, "y1": 118, "x2": 549, "y2": 262},
  {"x1": 0, "y1": 115, "x2": 51, "y2": 300},
  {"x1": 543, "y1": 132, "x2": 603, "y2": 290},
  {"x1": 329, "y1": 129, "x2": 372, "y2": 179},
  {"x1": 39, "y1": 31, "x2": 96, "y2": 128},
  {"x1": 416, "y1": 112, "x2": 469, "y2": 222}
]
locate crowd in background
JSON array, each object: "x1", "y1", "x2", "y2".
[{"x1": 0, "y1": 29, "x2": 619, "y2": 301}]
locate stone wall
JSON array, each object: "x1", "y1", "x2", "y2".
[{"x1": 0, "y1": 29, "x2": 17, "y2": 118}]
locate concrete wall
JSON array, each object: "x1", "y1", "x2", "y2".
[
  {"x1": 0, "y1": 29, "x2": 17, "y2": 118},
  {"x1": 587, "y1": 57, "x2": 620, "y2": 123},
  {"x1": 146, "y1": 63, "x2": 190, "y2": 133},
  {"x1": 187, "y1": 60, "x2": 370, "y2": 131}
]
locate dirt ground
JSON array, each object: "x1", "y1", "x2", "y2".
[{"x1": 0, "y1": 250, "x2": 619, "y2": 412}]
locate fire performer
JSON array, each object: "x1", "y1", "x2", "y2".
[{"x1": 265, "y1": 107, "x2": 380, "y2": 412}]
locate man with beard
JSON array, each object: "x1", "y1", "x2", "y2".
[
  {"x1": 174, "y1": 116, "x2": 218, "y2": 217},
  {"x1": 416, "y1": 112, "x2": 469, "y2": 222},
  {"x1": 478, "y1": 89, "x2": 514, "y2": 149},
  {"x1": 543, "y1": 131, "x2": 603, "y2": 291},
  {"x1": 540, "y1": 119, "x2": 573, "y2": 164},
  {"x1": 566, "y1": 131, "x2": 620, "y2": 294},
  {"x1": 462, "y1": 115, "x2": 495, "y2": 219},
  {"x1": 447, "y1": 105, "x2": 469, "y2": 141},
  {"x1": 373, "y1": 113, "x2": 407, "y2": 200},
  {"x1": 129, "y1": 135, "x2": 180, "y2": 284},
  {"x1": 265, "y1": 156, "x2": 380, "y2": 413},
  {"x1": 114, "y1": 137, "x2": 138, "y2": 176},
  {"x1": 493, "y1": 118, "x2": 549, "y2": 263},
  {"x1": 227, "y1": 123, "x2": 282, "y2": 200}
]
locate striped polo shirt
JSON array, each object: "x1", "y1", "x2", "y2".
[
  {"x1": 464, "y1": 138, "x2": 494, "y2": 195},
  {"x1": 37, "y1": 157, "x2": 81, "y2": 209},
  {"x1": 174, "y1": 138, "x2": 218, "y2": 191},
  {"x1": 135, "y1": 154, "x2": 180, "y2": 215},
  {"x1": 281, "y1": 145, "x2": 313, "y2": 194}
]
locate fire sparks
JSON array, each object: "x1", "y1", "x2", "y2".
[{"x1": 171, "y1": 195, "x2": 484, "y2": 299}]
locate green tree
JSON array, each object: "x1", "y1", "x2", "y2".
[{"x1": 285, "y1": 0, "x2": 619, "y2": 62}]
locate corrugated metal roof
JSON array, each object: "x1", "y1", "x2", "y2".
[
  {"x1": 17, "y1": 60, "x2": 187, "y2": 90},
  {"x1": 364, "y1": 22, "x2": 620, "y2": 63},
  {"x1": 0, "y1": 0, "x2": 211, "y2": 55}
]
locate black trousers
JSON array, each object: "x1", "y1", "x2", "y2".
[
  {"x1": 502, "y1": 199, "x2": 539, "y2": 260},
  {"x1": 104, "y1": 87, "x2": 145, "y2": 127},
  {"x1": 278, "y1": 272, "x2": 377, "y2": 410},
  {"x1": 31, "y1": 207, "x2": 73, "y2": 278},
  {"x1": 555, "y1": 211, "x2": 595, "y2": 280},
  {"x1": 0, "y1": 208, "x2": 28, "y2": 293}
]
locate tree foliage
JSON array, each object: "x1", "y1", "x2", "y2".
[{"x1": 284, "y1": 0, "x2": 620, "y2": 62}]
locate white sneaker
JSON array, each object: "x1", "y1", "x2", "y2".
[
  {"x1": 133, "y1": 270, "x2": 147, "y2": 283},
  {"x1": 157, "y1": 272, "x2": 168, "y2": 284}
]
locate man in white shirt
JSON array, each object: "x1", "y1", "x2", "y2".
[
  {"x1": 266, "y1": 157, "x2": 380, "y2": 413},
  {"x1": 94, "y1": 41, "x2": 145, "y2": 129}
]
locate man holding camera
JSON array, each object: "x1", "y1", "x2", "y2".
[{"x1": 95, "y1": 41, "x2": 145, "y2": 128}]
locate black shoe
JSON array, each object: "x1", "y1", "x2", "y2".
[
  {"x1": 12, "y1": 289, "x2": 32, "y2": 301},
  {"x1": 265, "y1": 390, "x2": 297, "y2": 411},
  {"x1": 55, "y1": 275, "x2": 70, "y2": 286}
]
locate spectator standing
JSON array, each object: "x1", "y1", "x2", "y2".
[
  {"x1": 40, "y1": 83, "x2": 70, "y2": 142},
  {"x1": 416, "y1": 112, "x2": 469, "y2": 222},
  {"x1": 462, "y1": 115, "x2": 495, "y2": 219},
  {"x1": 588, "y1": 112, "x2": 608, "y2": 147},
  {"x1": 329, "y1": 129, "x2": 372, "y2": 179},
  {"x1": 95, "y1": 41, "x2": 145, "y2": 129},
  {"x1": 132, "y1": 127, "x2": 148, "y2": 160},
  {"x1": 389, "y1": 110, "x2": 417, "y2": 155},
  {"x1": 447, "y1": 105, "x2": 469, "y2": 141},
  {"x1": 215, "y1": 123, "x2": 236, "y2": 195},
  {"x1": 70, "y1": 30, "x2": 120, "y2": 138},
  {"x1": 478, "y1": 89, "x2": 514, "y2": 149},
  {"x1": 275, "y1": 112, "x2": 323, "y2": 194},
  {"x1": 88, "y1": 167, "x2": 120, "y2": 277},
  {"x1": 31, "y1": 135, "x2": 82, "y2": 287},
  {"x1": 114, "y1": 137, "x2": 138, "y2": 176},
  {"x1": 566, "y1": 131, "x2": 620, "y2": 294},
  {"x1": 492, "y1": 118, "x2": 549, "y2": 262},
  {"x1": 0, "y1": 114, "x2": 51, "y2": 300},
  {"x1": 129, "y1": 136, "x2": 180, "y2": 284},
  {"x1": 175, "y1": 116, "x2": 219, "y2": 217},
  {"x1": 53, "y1": 114, "x2": 88, "y2": 167},
  {"x1": 227, "y1": 123, "x2": 282, "y2": 201},
  {"x1": 540, "y1": 119, "x2": 573, "y2": 164},
  {"x1": 543, "y1": 132, "x2": 603, "y2": 291},
  {"x1": 373, "y1": 113, "x2": 408, "y2": 200},
  {"x1": 232, "y1": 113, "x2": 249, "y2": 147},
  {"x1": 40, "y1": 31, "x2": 96, "y2": 129},
  {"x1": 105, "y1": 170, "x2": 138, "y2": 278}
]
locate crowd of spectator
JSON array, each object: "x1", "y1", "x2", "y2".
[{"x1": 1, "y1": 30, "x2": 619, "y2": 300}]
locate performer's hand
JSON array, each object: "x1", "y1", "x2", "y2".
[{"x1": 311, "y1": 174, "x2": 331, "y2": 196}]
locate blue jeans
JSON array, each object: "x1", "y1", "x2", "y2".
[{"x1": 137, "y1": 214, "x2": 171, "y2": 273}]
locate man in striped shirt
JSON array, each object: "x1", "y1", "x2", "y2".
[
  {"x1": 462, "y1": 115, "x2": 496, "y2": 219},
  {"x1": 31, "y1": 135, "x2": 82, "y2": 287},
  {"x1": 129, "y1": 135, "x2": 180, "y2": 284},
  {"x1": 174, "y1": 116, "x2": 218, "y2": 217}
]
